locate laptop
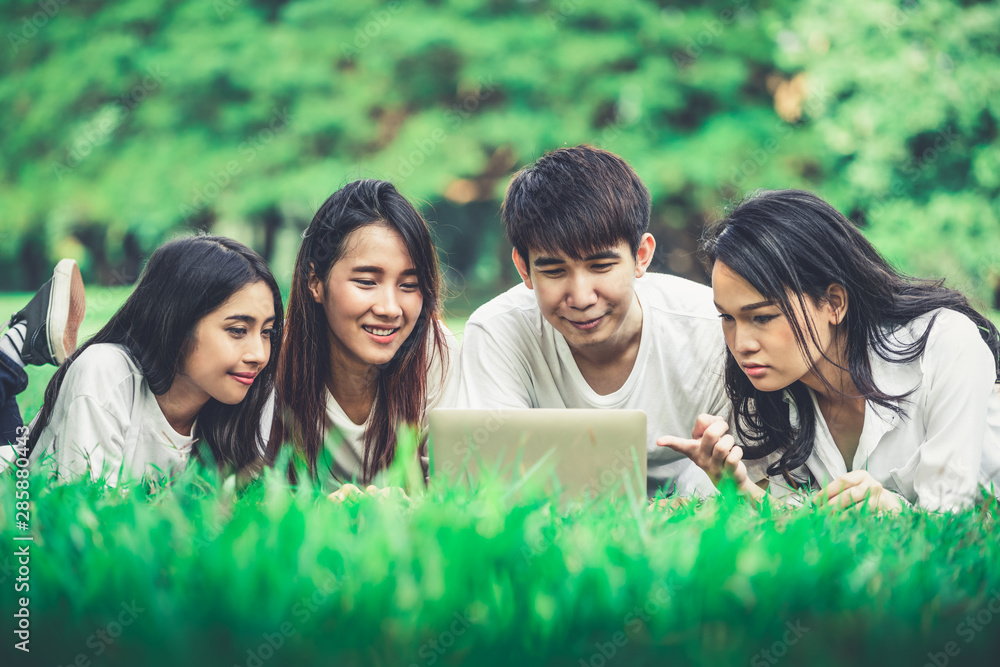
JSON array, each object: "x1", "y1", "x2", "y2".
[{"x1": 428, "y1": 408, "x2": 647, "y2": 502}]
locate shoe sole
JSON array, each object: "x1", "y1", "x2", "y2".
[{"x1": 47, "y1": 259, "x2": 86, "y2": 365}]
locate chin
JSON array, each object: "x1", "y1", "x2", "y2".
[{"x1": 747, "y1": 377, "x2": 788, "y2": 393}]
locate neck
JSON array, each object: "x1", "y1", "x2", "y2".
[
  {"x1": 570, "y1": 291, "x2": 643, "y2": 367},
  {"x1": 155, "y1": 377, "x2": 210, "y2": 437},
  {"x1": 326, "y1": 332, "x2": 376, "y2": 407},
  {"x1": 798, "y1": 333, "x2": 861, "y2": 404}
]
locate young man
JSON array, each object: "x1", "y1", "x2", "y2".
[{"x1": 457, "y1": 145, "x2": 730, "y2": 496}]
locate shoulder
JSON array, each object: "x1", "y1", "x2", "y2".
[
  {"x1": 638, "y1": 273, "x2": 718, "y2": 321},
  {"x1": 465, "y1": 283, "x2": 541, "y2": 334},
  {"x1": 428, "y1": 319, "x2": 461, "y2": 368},
  {"x1": 61, "y1": 344, "x2": 142, "y2": 397},
  {"x1": 436, "y1": 320, "x2": 461, "y2": 355},
  {"x1": 896, "y1": 308, "x2": 989, "y2": 352}
]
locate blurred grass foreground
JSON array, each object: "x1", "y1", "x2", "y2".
[{"x1": 2, "y1": 460, "x2": 999, "y2": 666}]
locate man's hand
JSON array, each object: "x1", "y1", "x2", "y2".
[{"x1": 817, "y1": 470, "x2": 903, "y2": 512}]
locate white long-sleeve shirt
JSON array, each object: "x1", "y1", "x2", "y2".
[
  {"x1": 745, "y1": 308, "x2": 1000, "y2": 511},
  {"x1": 22, "y1": 344, "x2": 197, "y2": 486}
]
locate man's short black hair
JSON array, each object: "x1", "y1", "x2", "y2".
[{"x1": 501, "y1": 144, "x2": 651, "y2": 265}]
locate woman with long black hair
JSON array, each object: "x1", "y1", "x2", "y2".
[
  {"x1": 266, "y1": 179, "x2": 458, "y2": 489},
  {"x1": 19, "y1": 236, "x2": 282, "y2": 486},
  {"x1": 660, "y1": 189, "x2": 1000, "y2": 511}
]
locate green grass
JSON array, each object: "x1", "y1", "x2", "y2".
[{"x1": 1, "y1": 463, "x2": 999, "y2": 666}]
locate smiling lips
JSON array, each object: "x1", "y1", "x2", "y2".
[
  {"x1": 229, "y1": 372, "x2": 257, "y2": 386},
  {"x1": 362, "y1": 324, "x2": 400, "y2": 343},
  {"x1": 567, "y1": 314, "x2": 606, "y2": 331}
]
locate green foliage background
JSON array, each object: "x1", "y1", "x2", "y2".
[{"x1": 2, "y1": 0, "x2": 998, "y2": 313}]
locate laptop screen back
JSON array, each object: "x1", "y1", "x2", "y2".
[{"x1": 428, "y1": 408, "x2": 647, "y2": 502}]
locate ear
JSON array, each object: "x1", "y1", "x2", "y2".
[
  {"x1": 512, "y1": 248, "x2": 533, "y2": 290},
  {"x1": 307, "y1": 264, "x2": 324, "y2": 304},
  {"x1": 634, "y1": 233, "x2": 656, "y2": 278},
  {"x1": 824, "y1": 284, "x2": 848, "y2": 325}
]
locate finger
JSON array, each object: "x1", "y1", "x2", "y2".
[
  {"x1": 827, "y1": 485, "x2": 870, "y2": 510},
  {"x1": 365, "y1": 485, "x2": 380, "y2": 495},
  {"x1": 328, "y1": 483, "x2": 362, "y2": 503},
  {"x1": 839, "y1": 470, "x2": 873, "y2": 486},
  {"x1": 700, "y1": 420, "x2": 730, "y2": 458},
  {"x1": 725, "y1": 444, "x2": 743, "y2": 467},
  {"x1": 711, "y1": 434, "x2": 736, "y2": 464},
  {"x1": 820, "y1": 474, "x2": 861, "y2": 501},
  {"x1": 656, "y1": 435, "x2": 700, "y2": 458},
  {"x1": 730, "y1": 459, "x2": 749, "y2": 486},
  {"x1": 692, "y1": 414, "x2": 725, "y2": 439}
]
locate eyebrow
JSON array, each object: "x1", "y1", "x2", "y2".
[
  {"x1": 532, "y1": 249, "x2": 622, "y2": 268},
  {"x1": 352, "y1": 265, "x2": 418, "y2": 276},
  {"x1": 225, "y1": 315, "x2": 276, "y2": 324},
  {"x1": 713, "y1": 300, "x2": 776, "y2": 312}
]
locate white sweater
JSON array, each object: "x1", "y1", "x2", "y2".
[{"x1": 25, "y1": 344, "x2": 197, "y2": 486}]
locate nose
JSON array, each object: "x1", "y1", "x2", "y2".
[
  {"x1": 244, "y1": 331, "x2": 269, "y2": 367},
  {"x1": 732, "y1": 322, "x2": 761, "y2": 356},
  {"x1": 371, "y1": 286, "x2": 403, "y2": 320},
  {"x1": 565, "y1": 272, "x2": 598, "y2": 310}
]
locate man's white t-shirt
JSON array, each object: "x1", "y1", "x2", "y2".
[
  {"x1": 458, "y1": 273, "x2": 730, "y2": 496},
  {"x1": 744, "y1": 308, "x2": 1000, "y2": 511},
  {"x1": 24, "y1": 343, "x2": 198, "y2": 486}
]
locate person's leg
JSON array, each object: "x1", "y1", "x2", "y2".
[
  {"x1": 0, "y1": 259, "x2": 86, "y2": 446},
  {"x1": 0, "y1": 347, "x2": 28, "y2": 446}
]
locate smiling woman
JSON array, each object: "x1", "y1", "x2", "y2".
[
  {"x1": 20, "y1": 236, "x2": 283, "y2": 486},
  {"x1": 267, "y1": 180, "x2": 458, "y2": 487}
]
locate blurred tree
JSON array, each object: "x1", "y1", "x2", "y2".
[{"x1": 1, "y1": 0, "x2": 996, "y2": 311}]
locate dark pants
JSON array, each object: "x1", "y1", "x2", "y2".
[{"x1": 0, "y1": 350, "x2": 27, "y2": 446}]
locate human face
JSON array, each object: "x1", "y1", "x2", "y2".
[
  {"x1": 309, "y1": 224, "x2": 423, "y2": 371},
  {"x1": 712, "y1": 261, "x2": 840, "y2": 393},
  {"x1": 513, "y1": 235, "x2": 654, "y2": 353},
  {"x1": 177, "y1": 281, "x2": 276, "y2": 406}
]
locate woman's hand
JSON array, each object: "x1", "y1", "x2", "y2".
[
  {"x1": 327, "y1": 484, "x2": 409, "y2": 503},
  {"x1": 656, "y1": 414, "x2": 761, "y2": 500},
  {"x1": 817, "y1": 470, "x2": 904, "y2": 512}
]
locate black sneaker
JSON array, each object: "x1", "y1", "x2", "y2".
[{"x1": 8, "y1": 259, "x2": 86, "y2": 366}]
